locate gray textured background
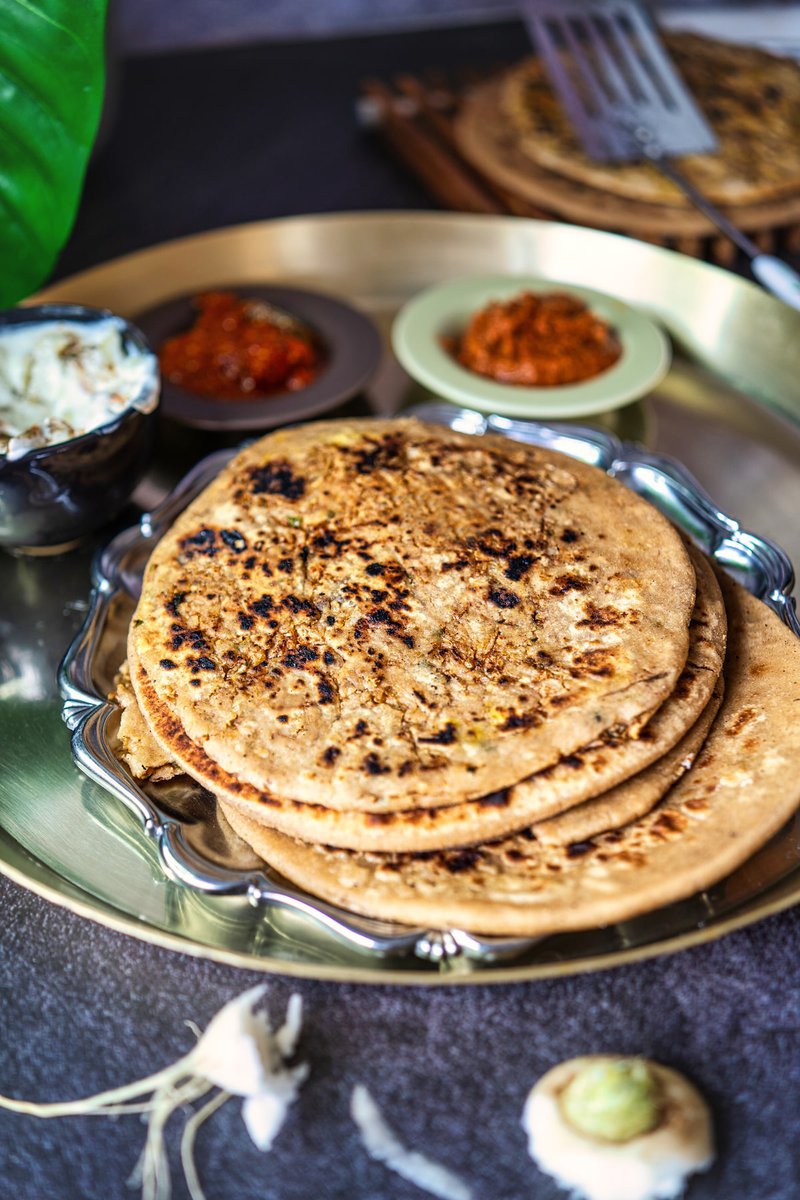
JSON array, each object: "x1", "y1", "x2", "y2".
[
  {"x1": 2, "y1": 878, "x2": 799, "y2": 1200},
  {"x1": 110, "y1": 0, "x2": 800, "y2": 53}
]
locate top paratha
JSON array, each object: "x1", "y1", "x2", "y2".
[
  {"x1": 129, "y1": 418, "x2": 695, "y2": 811},
  {"x1": 497, "y1": 33, "x2": 800, "y2": 208}
]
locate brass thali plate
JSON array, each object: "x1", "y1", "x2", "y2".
[{"x1": 3, "y1": 211, "x2": 800, "y2": 984}]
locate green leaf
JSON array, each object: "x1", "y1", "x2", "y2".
[{"x1": 0, "y1": 0, "x2": 108, "y2": 306}]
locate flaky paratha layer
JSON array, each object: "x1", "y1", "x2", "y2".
[
  {"x1": 534, "y1": 674, "x2": 722, "y2": 847},
  {"x1": 130, "y1": 419, "x2": 695, "y2": 811}
]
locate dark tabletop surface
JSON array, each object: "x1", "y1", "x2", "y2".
[{"x1": 2, "y1": 20, "x2": 799, "y2": 1200}]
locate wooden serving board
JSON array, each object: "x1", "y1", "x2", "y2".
[{"x1": 360, "y1": 69, "x2": 800, "y2": 267}]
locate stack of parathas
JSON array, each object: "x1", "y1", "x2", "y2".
[{"x1": 117, "y1": 418, "x2": 800, "y2": 935}]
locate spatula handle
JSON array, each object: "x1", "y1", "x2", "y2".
[
  {"x1": 750, "y1": 255, "x2": 800, "y2": 311},
  {"x1": 648, "y1": 153, "x2": 800, "y2": 311}
]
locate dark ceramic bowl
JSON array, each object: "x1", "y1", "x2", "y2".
[
  {"x1": 0, "y1": 304, "x2": 160, "y2": 554},
  {"x1": 135, "y1": 285, "x2": 383, "y2": 431}
]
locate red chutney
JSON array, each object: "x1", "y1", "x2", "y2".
[
  {"x1": 158, "y1": 291, "x2": 323, "y2": 399},
  {"x1": 454, "y1": 291, "x2": 622, "y2": 387}
]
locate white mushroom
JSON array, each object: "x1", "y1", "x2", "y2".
[{"x1": 521, "y1": 1055, "x2": 714, "y2": 1200}]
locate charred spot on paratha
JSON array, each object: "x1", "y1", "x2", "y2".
[
  {"x1": 418, "y1": 724, "x2": 457, "y2": 745},
  {"x1": 725, "y1": 706, "x2": 759, "y2": 736},
  {"x1": 501, "y1": 710, "x2": 542, "y2": 731},
  {"x1": 578, "y1": 602, "x2": 630, "y2": 629},
  {"x1": 505, "y1": 554, "x2": 535, "y2": 581},
  {"x1": 165, "y1": 592, "x2": 186, "y2": 617},
  {"x1": 349, "y1": 432, "x2": 406, "y2": 475},
  {"x1": 245, "y1": 458, "x2": 306, "y2": 500},
  {"x1": 487, "y1": 585, "x2": 521, "y2": 609},
  {"x1": 220, "y1": 529, "x2": 247, "y2": 553},
  {"x1": 549, "y1": 574, "x2": 590, "y2": 597}
]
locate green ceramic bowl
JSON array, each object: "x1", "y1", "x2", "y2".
[{"x1": 391, "y1": 274, "x2": 671, "y2": 419}]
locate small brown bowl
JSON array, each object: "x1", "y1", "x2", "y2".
[
  {"x1": 0, "y1": 304, "x2": 159, "y2": 554},
  {"x1": 135, "y1": 285, "x2": 383, "y2": 431}
]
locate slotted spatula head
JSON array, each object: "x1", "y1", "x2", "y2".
[{"x1": 520, "y1": 0, "x2": 718, "y2": 161}]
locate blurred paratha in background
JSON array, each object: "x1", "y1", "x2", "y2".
[{"x1": 457, "y1": 33, "x2": 800, "y2": 210}]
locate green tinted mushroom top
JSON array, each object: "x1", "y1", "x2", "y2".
[{"x1": 559, "y1": 1059, "x2": 662, "y2": 1143}]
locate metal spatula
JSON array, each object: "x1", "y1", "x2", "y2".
[{"x1": 520, "y1": 0, "x2": 800, "y2": 309}]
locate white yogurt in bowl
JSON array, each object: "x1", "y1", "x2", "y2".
[{"x1": 0, "y1": 315, "x2": 158, "y2": 461}]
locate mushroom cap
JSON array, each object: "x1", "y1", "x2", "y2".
[{"x1": 521, "y1": 1055, "x2": 714, "y2": 1200}]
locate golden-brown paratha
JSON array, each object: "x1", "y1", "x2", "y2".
[
  {"x1": 459, "y1": 33, "x2": 800, "y2": 210},
  {"x1": 129, "y1": 419, "x2": 695, "y2": 812},
  {"x1": 534, "y1": 674, "x2": 722, "y2": 847},
  {"x1": 506, "y1": 543, "x2": 723, "y2": 812},
  {"x1": 219, "y1": 579, "x2": 800, "y2": 936},
  {"x1": 124, "y1": 542, "x2": 722, "y2": 852}
]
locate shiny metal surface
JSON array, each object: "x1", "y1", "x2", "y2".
[{"x1": 3, "y1": 211, "x2": 800, "y2": 982}]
